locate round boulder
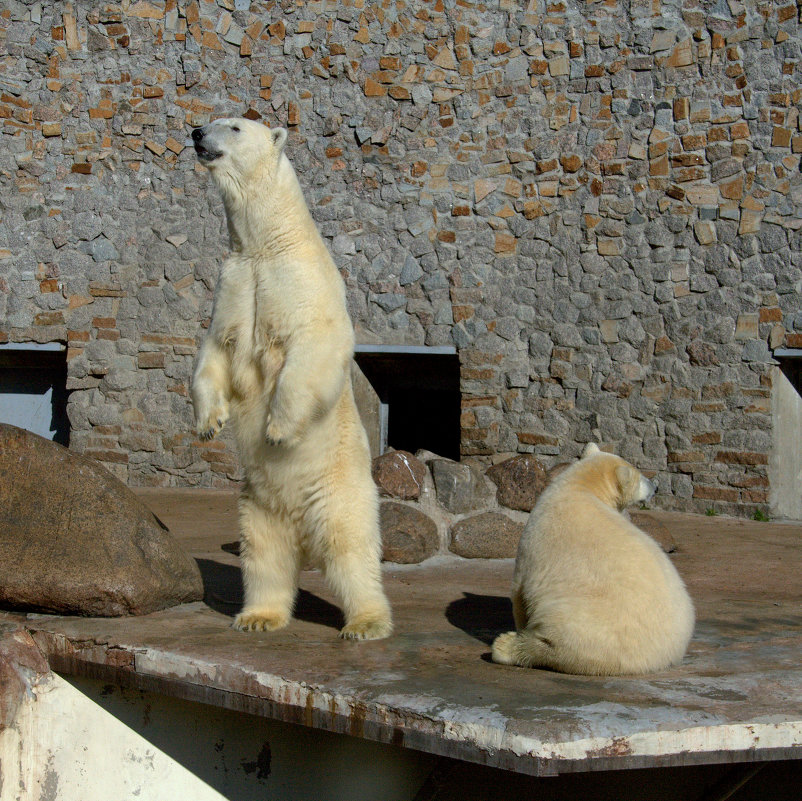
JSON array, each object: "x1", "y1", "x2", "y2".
[
  {"x1": 449, "y1": 512, "x2": 524, "y2": 559},
  {"x1": 372, "y1": 450, "x2": 427, "y2": 500},
  {"x1": 0, "y1": 423, "x2": 204, "y2": 616},
  {"x1": 486, "y1": 454, "x2": 548, "y2": 512},
  {"x1": 380, "y1": 501, "x2": 439, "y2": 564}
]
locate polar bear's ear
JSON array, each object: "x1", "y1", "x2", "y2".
[
  {"x1": 270, "y1": 127, "x2": 288, "y2": 152},
  {"x1": 582, "y1": 442, "x2": 600, "y2": 458},
  {"x1": 615, "y1": 464, "x2": 638, "y2": 490}
]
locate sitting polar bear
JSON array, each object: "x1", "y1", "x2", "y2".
[
  {"x1": 191, "y1": 117, "x2": 392, "y2": 640},
  {"x1": 492, "y1": 444, "x2": 694, "y2": 674}
]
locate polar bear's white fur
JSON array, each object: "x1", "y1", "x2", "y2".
[
  {"x1": 492, "y1": 444, "x2": 694, "y2": 674},
  {"x1": 191, "y1": 118, "x2": 391, "y2": 640}
]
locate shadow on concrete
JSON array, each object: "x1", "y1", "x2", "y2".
[
  {"x1": 195, "y1": 558, "x2": 344, "y2": 631},
  {"x1": 445, "y1": 592, "x2": 514, "y2": 646}
]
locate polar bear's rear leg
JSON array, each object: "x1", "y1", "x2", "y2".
[
  {"x1": 491, "y1": 630, "x2": 557, "y2": 668},
  {"x1": 316, "y1": 496, "x2": 392, "y2": 640},
  {"x1": 234, "y1": 495, "x2": 300, "y2": 632}
]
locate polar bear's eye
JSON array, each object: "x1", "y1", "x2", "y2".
[{"x1": 231, "y1": 125, "x2": 240, "y2": 132}]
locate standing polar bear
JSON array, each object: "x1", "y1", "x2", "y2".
[
  {"x1": 191, "y1": 117, "x2": 392, "y2": 640},
  {"x1": 492, "y1": 444, "x2": 694, "y2": 675}
]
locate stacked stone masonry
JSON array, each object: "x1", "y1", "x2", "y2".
[{"x1": 1, "y1": 0, "x2": 801, "y2": 517}]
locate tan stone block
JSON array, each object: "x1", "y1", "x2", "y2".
[
  {"x1": 560, "y1": 153, "x2": 582, "y2": 172},
  {"x1": 772, "y1": 126, "x2": 792, "y2": 148},
  {"x1": 597, "y1": 238, "x2": 619, "y2": 255},
  {"x1": 145, "y1": 140, "x2": 166, "y2": 156},
  {"x1": 734, "y1": 313, "x2": 759, "y2": 340},
  {"x1": 42, "y1": 122, "x2": 61, "y2": 137},
  {"x1": 138, "y1": 351, "x2": 166, "y2": 369},
  {"x1": 599, "y1": 320, "x2": 618, "y2": 343},
  {"x1": 128, "y1": 1, "x2": 164, "y2": 18},
  {"x1": 268, "y1": 20, "x2": 285, "y2": 40},
  {"x1": 720, "y1": 175, "x2": 743, "y2": 200},
  {"x1": 502, "y1": 178, "x2": 522, "y2": 197},
  {"x1": 759, "y1": 307, "x2": 783, "y2": 323},
  {"x1": 742, "y1": 195, "x2": 765, "y2": 211},
  {"x1": 686, "y1": 184, "x2": 719, "y2": 205},
  {"x1": 739, "y1": 210, "x2": 762, "y2": 234},
  {"x1": 364, "y1": 79, "x2": 386, "y2": 97},
  {"x1": 770, "y1": 324, "x2": 786, "y2": 349},
  {"x1": 668, "y1": 38, "x2": 694, "y2": 67},
  {"x1": 432, "y1": 46, "x2": 457, "y2": 70},
  {"x1": 693, "y1": 221, "x2": 716, "y2": 245},
  {"x1": 649, "y1": 154, "x2": 669, "y2": 176},
  {"x1": 548, "y1": 56, "x2": 569, "y2": 76},
  {"x1": 474, "y1": 179, "x2": 496, "y2": 203},
  {"x1": 494, "y1": 232, "x2": 517, "y2": 254},
  {"x1": 522, "y1": 201, "x2": 544, "y2": 219},
  {"x1": 673, "y1": 97, "x2": 689, "y2": 120},
  {"x1": 628, "y1": 142, "x2": 646, "y2": 160}
]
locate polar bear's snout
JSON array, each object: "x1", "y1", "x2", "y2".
[
  {"x1": 638, "y1": 475, "x2": 658, "y2": 502},
  {"x1": 192, "y1": 126, "x2": 222, "y2": 163}
]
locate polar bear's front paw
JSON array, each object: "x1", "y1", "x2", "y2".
[
  {"x1": 339, "y1": 616, "x2": 393, "y2": 641},
  {"x1": 233, "y1": 609, "x2": 290, "y2": 632},
  {"x1": 265, "y1": 416, "x2": 297, "y2": 448},
  {"x1": 196, "y1": 402, "x2": 229, "y2": 441}
]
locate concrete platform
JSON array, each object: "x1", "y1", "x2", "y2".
[{"x1": 4, "y1": 489, "x2": 802, "y2": 779}]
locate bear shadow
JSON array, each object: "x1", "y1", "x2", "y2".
[
  {"x1": 445, "y1": 592, "x2": 515, "y2": 653},
  {"x1": 195, "y1": 558, "x2": 344, "y2": 631}
]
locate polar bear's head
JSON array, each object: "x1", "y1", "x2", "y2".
[
  {"x1": 191, "y1": 117, "x2": 288, "y2": 186},
  {"x1": 576, "y1": 443, "x2": 657, "y2": 510}
]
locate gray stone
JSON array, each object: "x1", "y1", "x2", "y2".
[
  {"x1": 380, "y1": 502, "x2": 439, "y2": 564},
  {"x1": 0, "y1": 424, "x2": 203, "y2": 616},
  {"x1": 88, "y1": 236, "x2": 119, "y2": 263},
  {"x1": 430, "y1": 458, "x2": 493, "y2": 514},
  {"x1": 449, "y1": 512, "x2": 524, "y2": 559}
]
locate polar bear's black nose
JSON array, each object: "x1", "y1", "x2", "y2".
[{"x1": 192, "y1": 127, "x2": 205, "y2": 142}]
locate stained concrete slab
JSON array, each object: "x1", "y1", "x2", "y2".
[{"x1": 3, "y1": 489, "x2": 801, "y2": 777}]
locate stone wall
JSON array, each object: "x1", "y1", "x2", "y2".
[{"x1": 1, "y1": 0, "x2": 801, "y2": 516}]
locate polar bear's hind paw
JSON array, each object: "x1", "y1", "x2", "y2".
[
  {"x1": 339, "y1": 617, "x2": 393, "y2": 641},
  {"x1": 233, "y1": 610, "x2": 290, "y2": 632}
]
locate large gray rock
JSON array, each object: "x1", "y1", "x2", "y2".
[
  {"x1": 431, "y1": 458, "x2": 495, "y2": 514},
  {"x1": 449, "y1": 512, "x2": 524, "y2": 559},
  {"x1": 486, "y1": 455, "x2": 548, "y2": 512},
  {"x1": 380, "y1": 501, "x2": 439, "y2": 564},
  {"x1": 372, "y1": 450, "x2": 426, "y2": 500},
  {"x1": 0, "y1": 424, "x2": 203, "y2": 616}
]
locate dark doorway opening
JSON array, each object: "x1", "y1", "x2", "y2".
[
  {"x1": 0, "y1": 343, "x2": 70, "y2": 445},
  {"x1": 354, "y1": 345, "x2": 460, "y2": 460}
]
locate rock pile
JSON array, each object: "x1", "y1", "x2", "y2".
[{"x1": 377, "y1": 448, "x2": 672, "y2": 563}]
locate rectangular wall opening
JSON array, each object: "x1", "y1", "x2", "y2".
[
  {"x1": 354, "y1": 345, "x2": 460, "y2": 461},
  {"x1": 0, "y1": 343, "x2": 70, "y2": 446}
]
